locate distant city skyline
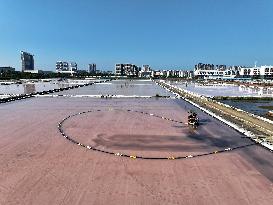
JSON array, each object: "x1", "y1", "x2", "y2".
[{"x1": 0, "y1": 0, "x2": 273, "y2": 71}]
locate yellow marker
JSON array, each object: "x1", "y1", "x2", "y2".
[
  {"x1": 168, "y1": 156, "x2": 175, "y2": 160},
  {"x1": 130, "y1": 155, "x2": 137, "y2": 159}
]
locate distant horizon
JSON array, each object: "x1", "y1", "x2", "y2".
[
  {"x1": 2, "y1": 54, "x2": 268, "y2": 72},
  {"x1": 1, "y1": 0, "x2": 273, "y2": 71},
  {"x1": 1, "y1": 50, "x2": 268, "y2": 72}
]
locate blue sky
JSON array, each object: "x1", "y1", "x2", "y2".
[{"x1": 0, "y1": 0, "x2": 273, "y2": 71}]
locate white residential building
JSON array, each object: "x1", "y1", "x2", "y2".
[
  {"x1": 56, "y1": 61, "x2": 77, "y2": 75},
  {"x1": 239, "y1": 66, "x2": 273, "y2": 78}
]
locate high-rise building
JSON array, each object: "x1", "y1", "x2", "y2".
[
  {"x1": 89, "y1": 64, "x2": 96, "y2": 73},
  {"x1": 56, "y1": 61, "x2": 77, "y2": 74},
  {"x1": 56, "y1": 61, "x2": 69, "y2": 71},
  {"x1": 21, "y1": 51, "x2": 34, "y2": 72},
  {"x1": 115, "y1": 64, "x2": 124, "y2": 76},
  {"x1": 139, "y1": 65, "x2": 152, "y2": 78},
  {"x1": 69, "y1": 62, "x2": 77, "y2": 71},
  {"x1": 115, "y1": 63, "x2": 139, "y2": 76}
]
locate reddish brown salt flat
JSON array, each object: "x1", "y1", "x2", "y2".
[{"x1": 0, "y1": 97, "x2": 272, "y2": 205}]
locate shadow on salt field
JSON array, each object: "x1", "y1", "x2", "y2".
[
  {"x1": 186, "y1": 133, "x2": 241, "y2": 148},
  {"x1": 60, "y1": 99, "x2": 255, "y2": 157},
  {"x1": 236, "y1": 145, "x2": 273, "y2": 182},
  {"x1": 91, "y1": 129, "x2": 252, "y2": 153},
  {"x1": 198, "y1": 118, "x2": 212, "y2": 123},
  {"x1": 93, "y1": 134, "x2": 210, "y2": 152}
]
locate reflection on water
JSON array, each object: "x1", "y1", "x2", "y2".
[
  {"x1": 239, "y1": 86, "x2": 273, "y2": 96},
  {"x1": 0, "y1": 80, "x2": 169, "y2": 97},
  {"x1": 0, "y1": 83, "x2": 58, "y2": 95},
  {"x1": 171, "y1": 81, "x2": 273, "y2": 97},
  {"x1": 0, "y1": 80, "x2": 97, "y2": 95},
  {"x1": 23, "y1": 84, "x2": 36, "y2": 94},
  {"x1": 58, "y1": 80, "x2": 174, "y2": 96},
  {"x1": 221, "y1": 99, "x2": 273, "y2": 119}
]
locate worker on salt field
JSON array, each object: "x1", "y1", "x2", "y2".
[{"x1": 188, "y1": 111, "x2": 199, "y2": 128}]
